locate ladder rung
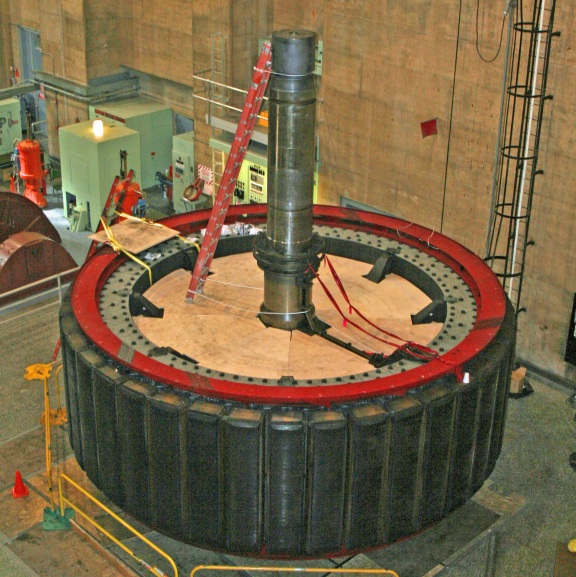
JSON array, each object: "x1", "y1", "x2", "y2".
[{"x1": 188, "y1": 41, "x2": 272, "y2": 299}]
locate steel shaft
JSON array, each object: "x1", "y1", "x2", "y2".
[{"x1": 254, "y1": 29, "x2": 322, "y2": 330}]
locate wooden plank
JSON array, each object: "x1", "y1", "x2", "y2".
[
  {"x1": 89, "y1": 219, "x2": 179, "y2": 254},
  {"x1": 134, "y1": 253, "x2": 440, "y2": 380}
]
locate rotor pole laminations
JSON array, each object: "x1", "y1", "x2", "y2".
[{"x1": 254, "y1": 29, "x2": 324, "y2": 330}]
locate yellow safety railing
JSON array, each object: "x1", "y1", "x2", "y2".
[
  {"x1": 190, "y1": 565, "x2": 399, "y2": 577},
  {"x1": 24, "y1": 361, "x2": 65, "y2": 510},
  {"x1": 57, "y1": 472, "x2": 178, "y2": 577}
]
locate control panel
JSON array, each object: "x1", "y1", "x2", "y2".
[
  {"x1": 0, "y1": 98, "x2": 22, "y2": 156},
  {"x1": 248, "y1": 163, "x2": 266, "y2": 203}
]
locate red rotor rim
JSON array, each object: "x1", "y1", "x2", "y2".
[{"x1": 71, "y1": 204, "x2": 507, "y2": 406}]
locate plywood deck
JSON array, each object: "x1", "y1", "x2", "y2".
[
  {"x1": 89, "y1": 218, "x2": 179, "y2": 254},
  {"x1": 135, "y1": 253, "x2": 441, "y2": 380}
]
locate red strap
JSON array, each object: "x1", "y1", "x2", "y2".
[
  {"x1": 52, "y1": 338, "x2": 61, "y2": 361},
  {"x1": 310, "y1": 265, "x2": 401, "y2": 352},
  {"x1": 312, "y1": 257, "x2": 467, "y2": 381},
  {"x1": 324, "y1": 255, "x2": 439, "y2": 358}
]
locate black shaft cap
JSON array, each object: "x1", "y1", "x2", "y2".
[{"x1": 272, "y1": 30, "x2": 316, "y2": 76}]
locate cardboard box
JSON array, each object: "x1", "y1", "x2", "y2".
[{"x1": 510, "y1": 366, "x2": 526, "y2": 394}]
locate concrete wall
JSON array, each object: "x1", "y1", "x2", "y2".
[
  {"x1": 120, "y1": 0, "x2": 192, "y2": 84},
  {"x1": 0, "y1": 0, "x2": 12, "y2": 89},
  {"x1": 0, "y1": 0, "x2": 89, "y2": 155},
  {"x1": 1, "y1": 0, "x2": 575, "y2": 385},
  {"x1": 274, "y1": 0, "x2": 576, "y2": 385},
  {"x1": 85, "y1": 1, "x2": 121, "y2": 80},
  {"x1": 276, "y1": 1, "x2": 502, "y2": 250},
  {"x1": 191, "y1": 0, "x2": 231, "y2": 172}
]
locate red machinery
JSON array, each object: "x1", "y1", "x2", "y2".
[
  {"x1": 107, "y1": 150, "x2": 143, "y2": 220},
  {"x1": 13, "y1": 139, "x2": 49, "y2": 209},
  {"x1": 86, "y1": 169, "x2": 144, "y2": 258},
  {"x1": 116, "y1": 175, "x2": 142, "y2": 217}
]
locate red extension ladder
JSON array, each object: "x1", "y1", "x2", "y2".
[{"x1": 186, "y1": 42, "x2": 272, "y2": 301}]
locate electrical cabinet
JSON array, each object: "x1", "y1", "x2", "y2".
[
  {"x1": 59, "y1": 119, "x2": 141, "y2": 232},
  {"x1": 209, "y1": 136, "x2": 267, "y2": 204},
  {"x1": 0, "y1": 98, "x2": 22, "y2": 156},
  {"x1": 172, "y1": 131, "x2": 194, "y2": 213},
  {"x1": 172, "y1": 131, "x2": 210, "y2": 213},
  {"x1": 90, "y1": 98, "x2": 172, "y2": 189},
  {"x1": 209, "y1": 135, "x2": 318, "y2": 204},
  {"x1": 247, "y1": 163, "x2": 267, "y2": 203}
]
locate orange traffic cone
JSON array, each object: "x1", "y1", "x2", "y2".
[{"x1": 12, "y1": 470, "x2": 29, "y2": 498}]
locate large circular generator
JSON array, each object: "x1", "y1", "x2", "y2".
[{"x1": 60, "y1": 30, "x2": 515, "y2": 559}]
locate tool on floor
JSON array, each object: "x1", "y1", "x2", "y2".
[
  {"x1": 23, "y1": 361, "x2": 74, "y2": 530},
  {"x1": 509, "y1": 365, "x2": 534, "y2": 398},
  {"x1": 11, "y1": 470, "x2": 29, "y2": 498}
]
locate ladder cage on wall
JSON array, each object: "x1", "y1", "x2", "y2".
[
  {"x1": 485, "y1": 0, "x2": 558, "y2": 313},
  {"x1": 210, "y1": 33, "x2": 230, "y2": 130}
]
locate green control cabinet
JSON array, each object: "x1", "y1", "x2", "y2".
[
  {"x1": 172, "y1": 131, "x2": 196, "y2": 213},
  {"x1": 59, "y1": 119, "x2": 141, "y2": 232},
  {"x1": 209, "y1": 135, "x2": 268, "y2": 204},
  {"x1": 90, "y1": 98, "x2": 173, "y2": 189},
  {"x1": 0, "y1": 98, "x2": 22, "y2": 156},
  {"x1": 209, "y1": 135, "x2": 318, "y2": 204}
]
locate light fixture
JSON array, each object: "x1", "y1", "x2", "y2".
[{"x1": 92, "y1": 119, "x2": 104, "y2": 138}]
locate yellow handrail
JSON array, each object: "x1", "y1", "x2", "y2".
[
  {"x1": 190, "y1": 565, "x2": 399, "y2": 577},
  {"x1": 57, "y1": 473, "x2": 178, "y2": 577}
]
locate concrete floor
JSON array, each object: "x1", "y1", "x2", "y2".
[
  {"x1": 0, "y1": 189, "x2": 575, "y2": 576},
  {"x1": 448, "y1": 378, "x2": 576, "y2": 577}
]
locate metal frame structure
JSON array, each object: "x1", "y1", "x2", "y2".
[{"x1": 60, "y1": 204, "x2": 515, "y2": 557}]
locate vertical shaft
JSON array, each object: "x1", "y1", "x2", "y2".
[
  {"x1": 267, "y1": 30, "x2": 316, "y2": 254},
  {"x1": 253, "y1": 30, "x2": 323, "y2": 330}
]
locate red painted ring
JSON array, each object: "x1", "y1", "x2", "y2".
[{"x1": 71, "y1": 205, "x2": 507, "y2": 406}]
